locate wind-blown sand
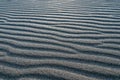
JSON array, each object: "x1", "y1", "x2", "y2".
[{"x1": 0, "y1": 0, "x2": 120, "y2": 80}]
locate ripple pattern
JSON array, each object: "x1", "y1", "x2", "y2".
[{"x1": 0, "y1": 0, "x2": 120, "y2": 80}]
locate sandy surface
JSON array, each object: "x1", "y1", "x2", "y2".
[{"x1": 0, "y1": 0, "x2": 120, "y2": 80}]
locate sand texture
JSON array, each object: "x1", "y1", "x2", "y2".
[{"x1": 0, "y1": 0, "x2": 120, "y2": 80}]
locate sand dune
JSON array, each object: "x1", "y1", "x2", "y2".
[{"x1": 0, "y1": 0, "x2": 120, "y2": 80}]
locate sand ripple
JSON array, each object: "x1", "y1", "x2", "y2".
[{"x1": 0, "y1": 0, "x2": 120, "y2": 80}]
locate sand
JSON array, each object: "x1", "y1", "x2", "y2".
[{"x1": 0, "y1": 0, "x2": 120, "y2": 80}]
